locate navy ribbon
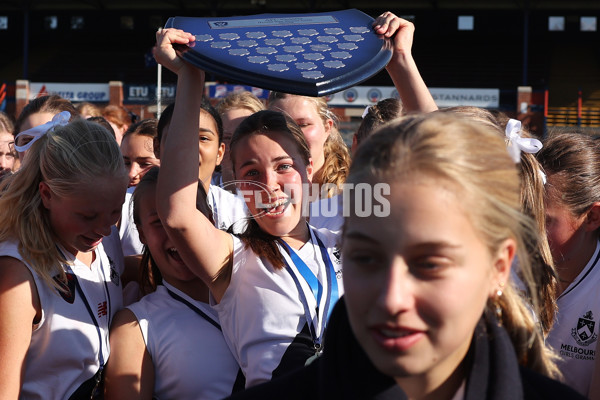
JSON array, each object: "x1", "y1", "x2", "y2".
[
  {"x1": 166, "y1": 287, "x2": 221, "y2": 331},
  {"x1": 59, "y1": 248, "x2": 111, "y2": 371},
  {"x1": 278, "y1": 227, "x2": 339, "y2": 350}
]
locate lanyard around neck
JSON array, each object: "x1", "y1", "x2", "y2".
[
  {"x1": 59, "y1": 248, "x2": 111, "y2": 369},
  {"x1": 278, "y1": 227, "x2": 339, "y2": 350},
  {"x1": 166, "y1": 286, "x2": 221, "y2": 331}
]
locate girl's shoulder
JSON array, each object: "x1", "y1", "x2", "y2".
[
  {"x1": 0, "y1": 252, "x2": 36, "y2": 289},
  {"x1": 0, "y1": 249, "x2": 42, "y2": 328},
  {"x1": 0, "y1": 241, "x2": 39, "y2": 288},
  {"x1": 0, "y1": 239, "x2": 22, "y2": 259}
]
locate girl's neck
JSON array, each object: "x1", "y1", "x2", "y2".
[
  {"x1": 397, "y1": 366, "x2": 466, "y2": 400},
  {"x1": 62, "y1": 244, "x2": 95, "y2": 269},
  {"x1": 77, "y1": 251, "x2": 95, "y2": 268},
  {"x1": 556, "y1": 238, "x2": 598, "y2": 295},
  {"x1": 280, "y1": 219, "x2": 311, "y2": 250},
  {"x1": 200, "y1": 177, "x2": 211, "y2": 195}
]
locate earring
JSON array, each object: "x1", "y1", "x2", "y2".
[{"x1": 495, "y1": 282, "x2": 504, "y2": 325}]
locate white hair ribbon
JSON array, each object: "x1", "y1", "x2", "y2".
[
  {"x1": 14, "y1": 111, "x2": 71, "y2": 152},
  {"x1": 361, "y1": 106, "x2": 371, "y2": 119},
  {"x1": 505, "y1": 118, "x2": 542, "y2": 163}
]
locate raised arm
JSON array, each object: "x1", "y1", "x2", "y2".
[
  {"x1": 153, "y1": 28, "x2": 233, "y2": 302},
  {"x1": 373, "y1": 12, "x2": 438, "y2": 114}
]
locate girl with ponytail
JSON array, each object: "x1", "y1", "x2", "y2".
[{"x1": 229, "y1": 113, "x2": 581, "y2": 400}]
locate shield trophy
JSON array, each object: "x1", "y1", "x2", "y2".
[{"x1": 164, "y1": 9, "x2": 392, "y2": 97}]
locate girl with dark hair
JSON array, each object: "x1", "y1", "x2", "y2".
[
  {"x1": 104, "y1": 167, "x2": 243, "y2": 399},
  {"x1": 537, "y1": 132, "x2": 600, "y2": 397},
  {"x1": 154, "y1": 28, "x2": 343, "y2": 387},
  {"x1": 118, "y1": 118, "x2": 162, "y2": 261}
]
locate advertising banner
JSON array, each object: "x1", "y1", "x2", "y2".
[
  {"x1": 29, "y1": 83, "x2": 109, "y2": 102},
  {"x1": 124, "y1": 84, "x2": 177, "y2": 104}
]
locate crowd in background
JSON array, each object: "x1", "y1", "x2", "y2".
[{"x1": 0, "y1": 10, "x2": 599, "y2": 400}]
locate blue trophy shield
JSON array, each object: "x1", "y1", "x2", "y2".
[{"x1": 164, "y1": 9, "x2": 392, "y2": 96}]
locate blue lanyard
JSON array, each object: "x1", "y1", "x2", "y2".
[
  {"x1": 278, "y1": 228, "x2": 339, "y2": 351},
  {"x1": 60, "y1": 250, "x2": 111, "y2": 370},
  {"x1": 166, "y1": 286, "x2": 221, "y2": 331}
]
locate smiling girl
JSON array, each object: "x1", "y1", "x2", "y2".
[
  {"x1": 153, "y1": 28, "x2": 343, "y2": 387},
  {"x1": 0, "y1": 115, "x2": 128, "y2": 398},
  {"x1": 104, "y1": 167, "x2": 243, "y2": 399}
]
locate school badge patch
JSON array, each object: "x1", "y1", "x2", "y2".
[
  {"x1": 571, "y1": 310, "x2": 598, "y2": 346},
  {"x1": 332, "y1": 246, "x2": 343, "y2": 279},
  {"x1": 53, "y1": 272, "x2": 76, "y2": 304},
  {"x1": 332, "y1": 247, "x2": 342, "y2": 264}
]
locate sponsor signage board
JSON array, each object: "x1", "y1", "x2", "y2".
[{"x1": 29, "y1": 83, "x2": 109, "y2": 102}]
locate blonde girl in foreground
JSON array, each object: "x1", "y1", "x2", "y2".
[
  {"x1": 0, "y1": 115, "x2": 127, "y2": 398},
  {"x1": 228, "y1": 114, "x2": 582, "y2": 400}
]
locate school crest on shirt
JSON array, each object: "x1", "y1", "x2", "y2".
[
  {"x1": 571, "y1": 310, "x2": 598, "y2": 346},
  {"x1": 332, "y1": 246, "x2": 342, "y2": 265},
  {"x1": 53, "y1": 272, "x2": 76, "y2": 304},
  {"x1": 108, "y1": 256, "x2": 120, "y2": 287},
  {"x1": 331, "y1": 246, "x2": 343, "y2": 279}
]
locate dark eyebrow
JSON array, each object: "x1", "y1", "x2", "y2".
[
  {"x1": 239, "y1": 155, "x2": 293, "y2": 170},
  {"x1": 239, "y1": 158, "x2": 257, "y2": 170},
  {"x1": 273, "y1": 155, "x2": 293, "y2": 163},
  {"x1": 199, "y1": 128, "x2": 216, "y2": 135}
]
